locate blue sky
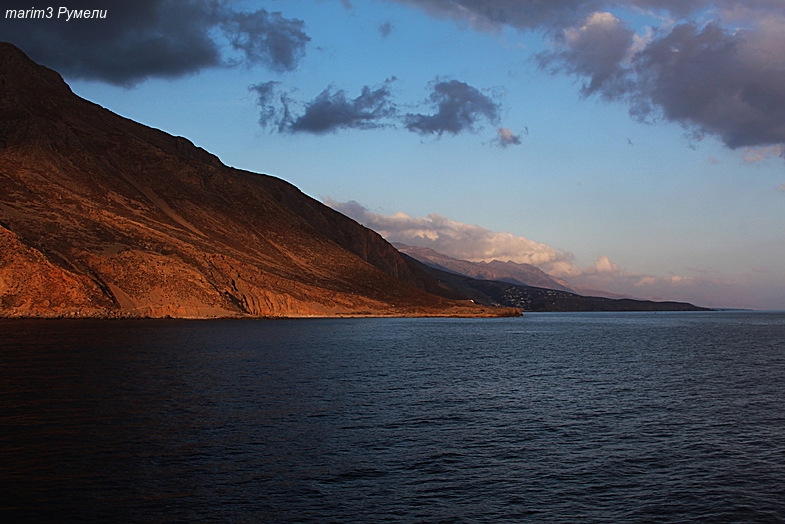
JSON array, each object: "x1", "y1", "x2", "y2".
[{"x1": 3, "y1": 0, "x2": 785, "y2": 309}]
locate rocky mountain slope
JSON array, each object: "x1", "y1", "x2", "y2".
[{"x1": 0, "y1": 43, "x2": 518, "y2": 318}]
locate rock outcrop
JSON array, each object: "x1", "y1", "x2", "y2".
[{"x1": 0, "y1": 43, "x2": 518, "y2": 318}]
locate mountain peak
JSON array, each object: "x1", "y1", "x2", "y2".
[
  {"x1": 0, "y1": 42, "x2": 72, "y2": 100},
  {"x1": 0, "y1": 41, "x2": 224, "y2": 168}
]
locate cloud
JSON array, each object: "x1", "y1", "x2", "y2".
[
  {"x1": 384, "y1": 0, "x2": 663, "y2": 33},
  {"x1": 251, "y1": 79, "x2": 398, "y2": 134},
  {"x1": 327, "y1": 199, "x2": 578, "y2": 274},
  {"x1": 743, "y1": 145, "x2": 785, "y2": 163},
  {"x1": 220, "y1": 8, "x2": 310, "y2": 73},
  {"x1": 0, "y1": 0, "x2": 310, "y2": 86},
  {"x1": 253, "y1": 77, "x2": 511, "y2": 139},
  {"x1": 386, "y1": 0, "x2": 605, "y2": 32},
  {"x1": 538, "y1": 12, "x2": 634, "y2": 98},
  {"x1": 387, "y1": 1, "x2": 785, "y2": 32},
  {"x1": 627, "y1": 20, "x2": 785, "y2": 149},
  {"x1": 379, "y1": 21, "x2": 394, "y2": 37},
  {"x1": 289, "y1": 82, "x2": 397, "y2": 133},
  {"x1": 495, "y1": 127, "x2": 523, "y2": 147},
  {"x1": 536, "y1": 10, "x2": 785, "y2": 152},
  {"x1": 386, "y1": 1, "x2": 785, "y2": 154},
  {"x1": 405, "y1": 80, "x2": 501, "y2": 136},
  {"x1": 8, "y1": 0, "x2": 784, "y2": 153},
  {"x1": 249, "y1": 81, "x2": 295, "y2": 132},
  {"x1": 590, "y1": 255, "x2": 622, "y2": 274},
  {"x1": 291, "y1": 82, "x2": 399, "y2": 134}
]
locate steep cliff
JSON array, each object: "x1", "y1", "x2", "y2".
[{"x1": 0, "y1": 43, "x2": 518, "y2": 318}]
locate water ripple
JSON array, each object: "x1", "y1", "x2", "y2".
[{"x1": 2, "y1": 312, "x2": 784, "y2": 522}]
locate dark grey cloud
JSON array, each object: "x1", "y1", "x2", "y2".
[
  {"x1": 382, "y1": 1, "x2": 785, "y2": 153},
  {"x1": 405, "y1": 80, "x2": 501, "y2": 136},
  {"x1": 290, "y1": 82, "x2": 398, "y2": 134},
  {"x1": 539, "y1": 13, "x2": 785, "y2": 151},
  {"x1": 538, "y1": 12, "x2": 634, "y2": 98},
  {"x1": 630, "y1": 22, "x2": 785, "y2": 149},
  {"x1": 379, "y1": 21, "x2": 394, "y2": 38},
  {"x1": 0, "y1": 0, "x2": 309, "y2": 86},
  {"x1": 220, "y1": 8, "x2": 310, "y2": 73},
  {"x1": 251, "y1": 80, "x2": 398, "y2": 134},
  {"x1": 249, "y1": 81, "x2": 296, "y2": 133},
  {"x1": 253, "y1": 78, "x2": 511, "y2": 140}
]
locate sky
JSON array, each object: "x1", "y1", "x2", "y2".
[{"x1": 3, "y1": 0, "x2": 785, "y2": 309}]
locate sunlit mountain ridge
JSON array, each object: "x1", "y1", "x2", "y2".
[{"x1": 0, "y1": 43, "x2": 518, "y2": 318}]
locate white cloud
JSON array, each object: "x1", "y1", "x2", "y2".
[
  {"x1": 327, "y1": 200, "x2": 640, "y2": 284},
  {"x1": 328, "y1": 199, "x2": 575, "y2": 271},
  {"x1": 592, "y1": 255, "x2": 621, "y2": 274}
]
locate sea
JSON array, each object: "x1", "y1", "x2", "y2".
[{"x1": 2, "y1": 311, "x2": 784, "y2": 523}]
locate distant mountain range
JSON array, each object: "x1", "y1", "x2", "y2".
[
  {"x1": 397, "y1": 244, "x2": 709, "y2": 312},
  {"x1": 394, "y1": 243, "x2": 575, "y2": 292},
  {"x1": 0, "y1": 42, "x2": 517, "y2": 318}
]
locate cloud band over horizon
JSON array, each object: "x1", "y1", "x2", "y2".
[
  {"x1": 327, "y1": 200, "x2": 643, "y2": 283},
  {"x1": 327, "y1": 199, "x2": 739, "y2": 307}
]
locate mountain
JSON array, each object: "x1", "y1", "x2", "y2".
[
  {"x1": 410, "y1": 259, "x2": 710, "y2": 312},
  {"x1": 0, "y1": 43, "x2": 519, "y2": 318},
  {"x1": 396, "y1": 242, "x2": 708, "y2": 312},
  {"x1": 395, "y1": 243, "x2": 575, "y2": 291}
]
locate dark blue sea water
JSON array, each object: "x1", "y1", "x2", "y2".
[{"x1": 2, "y1": 312, "x2": 784, "y2": 522}]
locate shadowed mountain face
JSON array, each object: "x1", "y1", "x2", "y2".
[{"x1": 0, "y1": 43, "x2": 518, "y2": 318}]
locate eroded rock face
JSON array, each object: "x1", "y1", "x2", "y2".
[
  {"x1": 0, "y1": 43, "x2": 518, "y2": 318},
  {"x1": 0, "y1": 225, "x2": 113, "y2": 316}
]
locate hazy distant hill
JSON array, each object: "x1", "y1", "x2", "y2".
[
  {"x1": 395, "y1": 243, "x2": 574, "y2": 292},
  {"x1": 0, "y1": 42, "x2": 518, "y2": 318},
  {"x1": 407, "y1": 257, "x2": 709, "y2": 312}
]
